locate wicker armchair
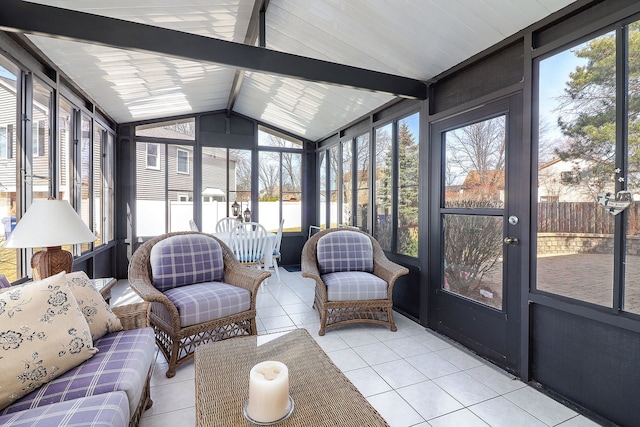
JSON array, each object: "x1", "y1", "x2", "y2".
[
  {"x1": 302, "y1": 228, "x2": 409, "y2": 336},
  {"x1": 128, "y1": 231, "x2": 270, "y2": 377}
]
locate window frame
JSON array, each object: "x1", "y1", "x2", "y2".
[
  {"x1": 0, "y1": 125, "x2": 8, "y2": 159},
  {"x1": 257, "y1": 127, "x2": 303, "y2": 233},
  {"x1": 560, "y1": 170, "x2": 579, "y2": 184},
  {"x1": 146, "y1": 143, "x2": 161, "y2": 170},
  {"x1": 533, "y1": 20, "x2": 640, "y2": 315},
  {"x1": 176, "y1": 147, "x2": 190, "y2": 175},
  {"x1": 31, "y1": 119, "x2": 46, "y2": 157},
  {"x1": 319, "y1": 109, "x2": 420, "y2": 259}
]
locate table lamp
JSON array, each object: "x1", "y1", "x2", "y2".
[{"x1": 3, "y1": 199, "x2": 96, "y2": 281}]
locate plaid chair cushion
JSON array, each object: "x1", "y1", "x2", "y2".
[
  {"x1": 150, "y1": 234, "x2": 225, "y2": 291},
  {"x1": 316, "y1": 231, "x2": 374, "y2": 274},
  {"x1": 0, "y1": 392, "x2": 129, "y2": 427},
  {"x1": 164, "y1": 282, "x2": 251, "y2": 327},
  {"x1": 322, "y1": 271, "x2": 387, "y2": 301},
  {"x1": 2, "y1": 328, "x2": 155, "y2": 419}
]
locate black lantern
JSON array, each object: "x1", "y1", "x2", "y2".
[
  {"x1": 231, "y1": 201, "x2": 240, "y2": 217},
  {"x1": 243, "y1": 207, "x2": 252, "y2": 223}
]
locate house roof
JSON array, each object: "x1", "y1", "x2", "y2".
[
  {"x1": 5, "y1": 0, "x2": 576, "y2": 141},
  {"x1": 461, "y1": 169, "x2": 505, "y2": 190}
]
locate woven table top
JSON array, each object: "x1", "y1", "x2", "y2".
[{"x1": 195, "y1": 328, "x2": 389, "y2": 426}]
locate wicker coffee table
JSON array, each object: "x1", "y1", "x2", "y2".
[{"x1": 195, "y1": 328, "x2": 389, "y2": 426}]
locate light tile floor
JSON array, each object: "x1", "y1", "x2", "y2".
[{"x1": 110, "y1": 269, "x2": 602, "y2": 427}]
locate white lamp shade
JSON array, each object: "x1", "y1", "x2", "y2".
[{"x1": 3, "y1": 199, "x2": 96, "y2": 248}]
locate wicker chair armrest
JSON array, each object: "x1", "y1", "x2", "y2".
[
  {"x1": 301, "y1": 258, "x2": 321, "y2": 280},
  {"x1": 129, "y1": 277, "x2": 182, "y2": 327},
  {"x1": 223, "y1": 263, "x2": 271, "y2": 294},
  {"x1": 301, "y1": 231, "x2": 322, "y2": 279},
  {"x1": 373, "y1": 254, "x2": 410, "y2": 285},
  {"x1": 301, "y1": 235, "x2": 329, "y2": 302},
  {"x1": 127, "y1": 273, "x2": 158, "y2": 299},
  {"x1": 128, "y1": 242, "x2": 182, "y2": 330},
  {"x1": 301, "y1": 268, "x2": 328, "y2": 302},
  {"x1": 128, "y1": 236, "x2": 171, "y2": 302},
  {"x1": 216, "y1": 236, "x2": 270, "y2": 295},
  {"x1": 112, "y1": 302, "x2": 150, "y2": 330}
]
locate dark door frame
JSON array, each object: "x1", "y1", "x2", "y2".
[{"x1": 427, "y1": 93, "x2": 526, "y2": 375}]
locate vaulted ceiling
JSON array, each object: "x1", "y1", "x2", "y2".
[{"x1": 2, "y1": 0, "x2": 576, "y2": 141}]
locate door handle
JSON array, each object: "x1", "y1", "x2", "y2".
[{"x1": 504, "y1": 236, "x2": 519, "y2": 245}]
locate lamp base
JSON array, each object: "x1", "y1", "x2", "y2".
[{"x1": 31, "y1": 246, "x2": 73, "y2": 281}]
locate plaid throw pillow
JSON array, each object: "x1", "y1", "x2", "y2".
[
  {"x1": 316, "y1": 231, "x2": 374, "y2": 274},
  {"x1": 150, "y1": 234, "x2": 225, "y2": 291}
]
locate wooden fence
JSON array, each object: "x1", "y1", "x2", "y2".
[{"x1": 537, "y1": 202, "x2": 640, "y2": 234}]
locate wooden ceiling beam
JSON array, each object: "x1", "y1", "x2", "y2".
[{"x1": 0, "y1": 0, "x2": 427, "y2": 100}]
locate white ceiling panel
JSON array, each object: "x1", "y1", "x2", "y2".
[
  {"x1": 27, "y1": 35, "x2": 235, "y2": 122},
  {"x1": 25, "y1": 0, "x2": 254, "y2": 42},
  {"x1": 18, "y1": 0, "x2": 576, "y2": 140},
  {"x1": 234, "y1": 72, "x2": 394, "y2": 140},
  {"x1": 265, "y1": 0, "x2": 575, "y2": 80}
]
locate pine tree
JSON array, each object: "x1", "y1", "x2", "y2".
[{"x1": 397, "y1": 121, "x2": 419, "y2": 256}]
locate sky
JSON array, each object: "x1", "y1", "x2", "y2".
[
  {"x1": 537, "y1": 30, "x2": 616, "y2": 161},
  {"x1": 538, "y1": 43, "x2": 587, "y2": 156}
]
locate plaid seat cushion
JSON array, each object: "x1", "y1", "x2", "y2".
[
  {"x1": 317, "y1": 231, "x2": 374, "y2": 274},
  {"x1": 0, "y1": 391, "x2": 129, "y2": 427},
  {"x1": 164, "y1": 282, "x2": 251, "y2": 327},
  {"x1": 322, "y1": 271, "x2": 387, "y2": 301},
  {"x1": 150, "y1": 234, "x2": 225, "y2": 291},
  {"x1": 2, "y1": 328, "x2": 155, "y2": 420}
]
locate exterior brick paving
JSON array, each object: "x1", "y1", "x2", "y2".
[{"x1": 537, "y1": 253, "x2": 640, "y2": 314}]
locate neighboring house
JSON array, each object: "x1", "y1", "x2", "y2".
[
  {"x1": 0, "y1": 75, "x2": 50, "y2": 220},
  {"x1": 135, "y1": 143, "x2": 237, "y2": 202},
  {"x1": 444, "y1": 184, "x2": 463, "y2": 200},
  {"x1": 538, "y1": 158, "x2": 606, "y2": 203},
  {"x1": 341, "y1": 168, "x2": 378, "y2": 205},
  {"x1": 452, "y1": 169, "x2": 505, "y2": 204},
  {"x1": 135, "y1": 141, "x2": 240, "y2": 235}
]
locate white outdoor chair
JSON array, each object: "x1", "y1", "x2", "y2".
[
  {"x1": 216, "y1": 217, "x2": 239, "y2": 233},
  {"x1": 270, "y1": 219, "x2": 284, "y2": 282},
  {"x1": 229, "y1": 222, "x2": 269, "y2": 269},
  {"x1": 189, "y1": 219, "x2": 199, "y2": 231}
]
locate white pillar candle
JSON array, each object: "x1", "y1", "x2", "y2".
[{"x1": 247, "y1": 360, "x2": 290, "y2": 423}]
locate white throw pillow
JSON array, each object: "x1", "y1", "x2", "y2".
[
  {"x1": 65, "y1": 272, "x2": 123, "y2": 341},
  {"x1": 0, "y1": 272, "x2": 98, "y2": 410}
]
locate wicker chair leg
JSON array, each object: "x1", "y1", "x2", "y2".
[
  {"x1": 167, "y1": 339, "x2": 180, "y2": 378},
  {"x1": 313, "y1": 291, "x2": 328, "y2": 336},
  {"x1": 388, "y1": 308, "x2": 397, "y2": 332},
  {"x1": 317, "y1": 306, "x2": 327, "y2": 336}
]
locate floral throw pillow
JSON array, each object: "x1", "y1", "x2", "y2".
[
  {"x1": 0, "y1": 272, "x2": 98, "y2": 410},
  {"x1": 65, "y1": 272, "x2": 123, "y2": 341}
]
